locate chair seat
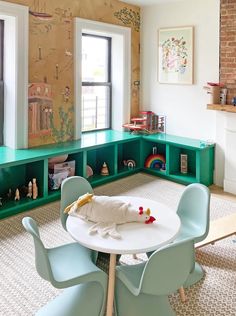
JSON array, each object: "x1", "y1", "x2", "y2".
[
  {"x1": 116, "y1": 263, "x2": 146, "y2": 295},
  {"x1": 48, "y1": 243, "x2": 102, "y2": 288},
  {"x1": 36, "y1": 282, "x2": 104, "y2": 316}
]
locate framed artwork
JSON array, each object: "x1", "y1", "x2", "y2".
[{"x1": 158, "y1": 26, "x2": 193, "y2": 84}]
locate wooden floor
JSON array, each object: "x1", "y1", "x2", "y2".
[
  {"x1": 209, "y1": 184, "x2": 236, "y2": 202},
  {"x1": 195, "y1": 185, "x2": 236, "y2": 248}
]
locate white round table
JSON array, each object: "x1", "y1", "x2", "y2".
[{"x1": 66, "y1": 196, "x2": 180, "y2": 316}]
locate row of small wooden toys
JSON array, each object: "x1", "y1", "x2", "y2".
[
  {"x1": 0, "y1": 178, "x2": 38, "y2": 207},
  {"x1": 100, "y1": 159, "x2": 136, "y2": 177}
]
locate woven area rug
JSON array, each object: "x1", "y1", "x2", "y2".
[{"x1": 0, "y1": 173, "x2": 235, "y2": 316}]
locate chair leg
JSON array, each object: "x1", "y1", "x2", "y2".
[
  {"x1": 184, "y1": 261, "x2": 205, "y2": 288},
  {"x1": 178, "y1": 286, "x2": 186, "y2": 303}
]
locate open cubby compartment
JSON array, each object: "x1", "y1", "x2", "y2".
[
  {"x1": 117, "y1": 140, "x2": 141, "y2": 173},
  {"x1": 142, "y1": 140, "x2": 167, "y2": 174},
  {"x1": 66, "y1": 152, "x2": 84, "y2": 177},
  {"x1": 0, "y1": 160, "x2": 44, "y2": 207},
  {"x1": 86, "y1": 144, "x2": 115, "y2": 179},
  {"x1": 47, "y1": 152, "x2": 84, "y2": 194},
  {"x1": 169, "y1": 145, "x2": 197, "y2": 182}
]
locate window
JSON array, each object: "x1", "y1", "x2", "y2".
[
  {"x1": 81, "y1": 34, "x2": 111, "y2": 132},
  {"x1": 74, "y1": 18, "x2": 131, "y2": 140},
  {"x1": 0, "y1": 19, "x2": 3, "y2": 145},
  {"x1": 0, "y1": 1, "x2": 28, "y2": 149}
]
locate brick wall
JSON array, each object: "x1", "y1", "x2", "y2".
[{"x1": 220, "y1": 0, "x2": 236, "y2": 103}]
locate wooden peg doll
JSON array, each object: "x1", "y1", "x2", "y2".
[
  {"x1": 27, "y1": 181, "x2": 32, "y2": 198},
  {"x1": 15, "y1": 188, "x2": 20, "y2": 201},
  {"x1": 32, "y1": 178, "x2": 38, "y2": 200}
]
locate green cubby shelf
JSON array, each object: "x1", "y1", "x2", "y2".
[{"x1": 0, "y1": 130, "x2": 215, "y2": 219}]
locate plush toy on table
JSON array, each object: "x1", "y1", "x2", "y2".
[{"x1": 64, "y1": 193, "x2": 156, "y2": 239}]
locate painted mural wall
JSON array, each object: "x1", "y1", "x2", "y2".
[{"x1": 5, "y1": 0, "x2": 140, "y2": 147}]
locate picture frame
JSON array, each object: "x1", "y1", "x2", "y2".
[{"x1": 158, "y1": 26, "x2": 194, "y2": 84}]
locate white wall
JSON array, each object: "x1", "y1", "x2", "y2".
[{"x1": 141, "y1": 0, "x2": 222, "y2": 184}]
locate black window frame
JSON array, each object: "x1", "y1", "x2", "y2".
[
  {"x1": 81, "y1": 33, "x2": 112, "y2": 132},
  {"x1": 0, "y1": 19, "x2": 4, "y2": 145}
]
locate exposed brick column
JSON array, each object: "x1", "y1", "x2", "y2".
[{"x1": 220, "y1": 0, "x2": 236, "y2": 104}]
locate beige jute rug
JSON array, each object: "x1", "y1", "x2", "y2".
[{"x1": 0, "y1": 173, "x2": 235, "y2": 316}]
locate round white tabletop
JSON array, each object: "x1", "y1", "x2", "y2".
[{"x1": 66, "y1": 196, "x2": 180, "y2": 255}]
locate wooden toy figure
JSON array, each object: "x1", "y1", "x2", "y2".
[
  {"x1": 32, "y1": 178, "x2": 38, "y2": 200},
  {"x1": 7, "y1": 188, "x2": 12, "y2": 199},
  {"x1": 100, "y1": 162, "x2": 109, "y2": 176},
  {"x1": 27, "y1": 181, "x2": 33, "y2": 198},
  {"x1": 15, "y1": 189, "x2": 20, "y2": 201}
]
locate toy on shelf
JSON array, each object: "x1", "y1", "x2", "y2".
[
  {"x1": 15, "y1": 189, "x2": 20, "y2": 201},
  {"x1": 145, "y1": 154, "x2": 166, "y2": 171},
  {"x1": 101, "y1": 162, "x2": 109, "y2": 176},
  {"x1": 123, "y1": 159, "x2": 136, "y2": 169},
  {"x1": 180, "y1": 154, "x2": 188, "y2": 174},
  {"x1": 32, "y1": 178, "x2": 38, "y2": 199},
  {"x1": 86, "y1": 165, "x2": 94, "y2": 178},
  {"x1": 27, "y1": 181, "x2": 33, "y2": 198},
  {"x1": 123, "y1": 111, "x2": 166, "y2": 134},
  {"x1": 7, "y1": 188, "x2": 12, "y2": 200}
]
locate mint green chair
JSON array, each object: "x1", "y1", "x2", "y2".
[
  {"x1": 60, "y1": 176, "x2": 119, "y2": 269},
  {"x1": 60, "y1": 176, "x2": 98, "y2": 263},
  {"x1": 115, "y1": 239, "x2": 194, "y2": 316},
  {"x1": 60, "y1": 176, "x2": 93, "y2": 231},
  {"x1": 175, "y1": 183, "x2": 210, "y2": 287},
  {"x1": 22, "y1": 217, "x2": 107, "y2": 316}
]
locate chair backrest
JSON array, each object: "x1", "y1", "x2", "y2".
[
  {"x1": 140, "y1": 238, "x2": 194, "y2": 296},
  {"x1": 60, "y1": 176, "x2": 93, "y2": 231},
  {"x1": 177, "y1": 183, "x2": 210, "y2": 242},
  {"x1": 22, "y1": 217, "x2": 53, "y2": 283}
]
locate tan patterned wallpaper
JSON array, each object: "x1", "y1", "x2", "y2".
[{"x1": 5, "y1": 0, "x2": 140, "y2": 147}]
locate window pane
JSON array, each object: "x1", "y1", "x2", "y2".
[
  {"x1": 82, "y1": 35, "x2": 109, "y2": 82},
  {"x1": 82, "y1": 86, "x2": 110, "y2": 131}
]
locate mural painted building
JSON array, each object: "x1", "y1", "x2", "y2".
[{"x1": 4, "y1": 0, "x2": 140, "y2": 147}]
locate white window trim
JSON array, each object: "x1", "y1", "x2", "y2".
[
  {"x1": 0, "y1": 1, "x2": 28, "y2": 149},
  {"x1": 74, "y1": 17, "x2": 131, "y2": 139}
]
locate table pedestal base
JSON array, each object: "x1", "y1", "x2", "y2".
[{"x1": 106, "y1": 254, "x2": 117, "y2": 316}]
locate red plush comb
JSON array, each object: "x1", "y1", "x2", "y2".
[
  {"x1": 139, "y1": 206, "x2": 143, "y2": 215},
  {"x1": 145, "y1": 216, "x2": 156, "y2": 224}
]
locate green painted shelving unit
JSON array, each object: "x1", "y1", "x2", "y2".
[{"x1": 0, "y1": 130, "x2": 214, "y2": 219}]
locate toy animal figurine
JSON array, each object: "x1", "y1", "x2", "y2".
[
  {"x1": 65, "y1": 194, "x2": 156, "y2": 239},
  {"x1": 32, "y1": 178, "x2": 38, "y2": 200},
  {"x1": 27, "y1": 181, "x2": 33, "y2": 198},
  {"x1": 15, "y1": 189, "x2": 20, "y2": 201}
]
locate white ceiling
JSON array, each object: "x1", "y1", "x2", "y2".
[{"x1": 120, "y1": 0, "x2": 183, "y2": 7}]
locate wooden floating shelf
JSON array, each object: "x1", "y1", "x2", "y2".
[{"x1": 207, "y1": 104, "x2": 236, "y2": 113}]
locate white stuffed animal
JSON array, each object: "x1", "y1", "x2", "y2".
[{"x1": 66, "y1": 194, "x2": 156, "y2": 239}]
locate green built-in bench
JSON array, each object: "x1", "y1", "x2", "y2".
[{"x1": 0, "y1": 130, "x2": 214, "y2": 219}]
